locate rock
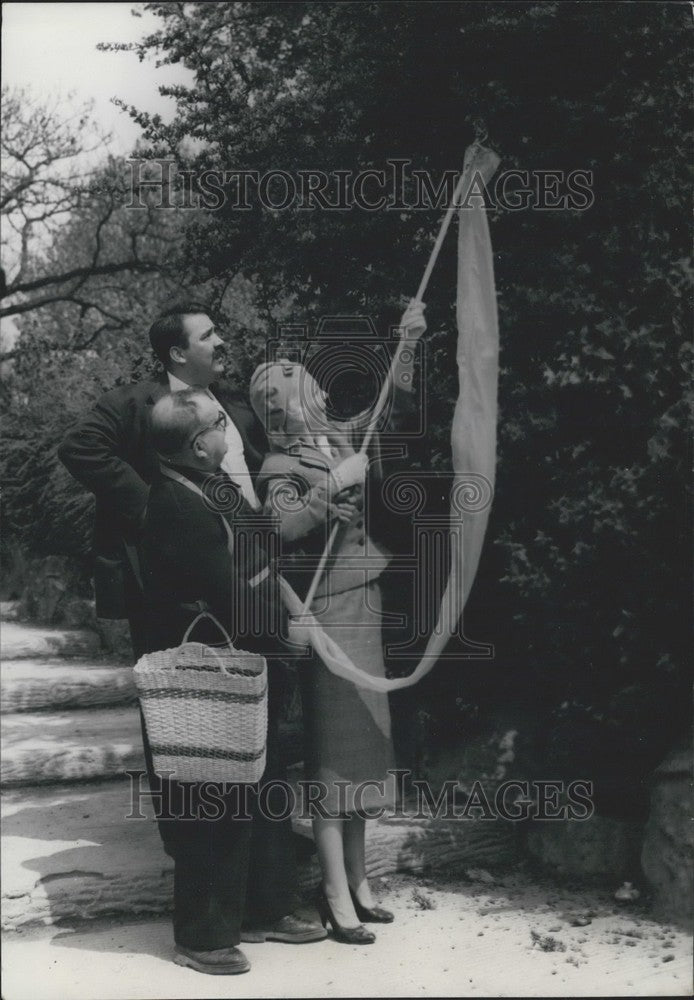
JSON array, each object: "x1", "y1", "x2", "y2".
[
  {"x1": 94, "y1": 619, "x2": 134, "y2": 662},
  {"x1": 530, "y1": 930, "x2": 566, "y2": 953},
  {"x1": 1, "y1": 780, "x2": 173, "y2": 931},
  {"x1": 1, "y1": 661, "x2": 137, "y2": 713},
  {"x1": 12, "y1": 555, "x2": 91, "y2": 626},
  {"x1": 465, "y1": 867, "x2": 496, "y2": 885},
  {"x1": 641, "y1": 745, "x2": 693, "y2": 928},
  {"x1": 362, "y1": 813, "x2": 519, "y2": 880},
  {"x1": 1, "y1": 706, "x2": 145, "y2": 786},
  {"x1": 412, "y1": 888, "x2": 437, "y2": 910},
  {"x1": 0, "y1": 601, "x2": 20, "y2": 621},
  {"x1": 526, "y1": 814, "x2": 643, "y2": 879},
  {"x1": 1, "y1": 623, "x2": 101, "y2": 660},
  {"x1": 614, "y1": 881, "x2": 641, "y2": 903},
  {"x1": 56, "y1": 597, "x2": 97, "y2": 630}
]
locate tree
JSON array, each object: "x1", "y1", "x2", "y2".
[
  {"x1": 0, "y1": 180, "x2": 270, "y2": 568},
  {"x1": 0, "y1": 88, "x2": 177, "y2": 338}
]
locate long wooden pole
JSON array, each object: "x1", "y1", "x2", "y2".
[{"x1": 298, "y1": 161, "x2": 473, "y2": 617}]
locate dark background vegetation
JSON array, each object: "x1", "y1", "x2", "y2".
[{"x1": 2, "y1": 2, "x2": 691, "y2": 816}]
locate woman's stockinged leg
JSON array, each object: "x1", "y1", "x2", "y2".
[
  {"x1": 343, "y1": 813, "x2": 376, "y2": 908},
  {"x1": 313, "y1": 815, "x2": 361, "y2": 928}
]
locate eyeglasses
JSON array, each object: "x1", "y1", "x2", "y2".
[{"x1": 190, "y1": 410, "x2": 227, "y2": 447}]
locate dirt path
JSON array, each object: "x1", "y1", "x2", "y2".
[{"x1": 2, "y1": 868, "x2": 691, "y2": 998}]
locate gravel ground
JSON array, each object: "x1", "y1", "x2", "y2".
[{"x1": 2, "y1": 867, "x2": 692, "y2": 999}]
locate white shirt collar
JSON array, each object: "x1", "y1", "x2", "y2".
[
  {"x1": 167, "y1": 370, "x2": 260, "y2": 510},
  {"x1": 167, "y1": 371, "x2": 198, "y2": 393}
]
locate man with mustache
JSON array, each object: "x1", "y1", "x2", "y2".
[
  {"x1": 59, "y1": 304, "x2": 267, "y2": 659},
  {"x1": 59, "y1": 304, "x2": 326, "y2": 973}
]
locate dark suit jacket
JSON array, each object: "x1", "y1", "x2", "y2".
[
  {"x1": 58, "y1": 374, "x2": 268, "y2": 618},
  {"x1": 142, "y1": 466, "x2": 282, "y2": 656}
]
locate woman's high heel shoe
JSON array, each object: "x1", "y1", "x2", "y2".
[
  {"x1": 349, "y1": 885, "x2": 395, "y2": 924},
  {"x1": 315, "y1": 888, "x2": 376, "y2": 944}
]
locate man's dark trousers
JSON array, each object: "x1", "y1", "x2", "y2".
[{"x1": 138, "y1": 658, "x2": 299, "y2": 949}]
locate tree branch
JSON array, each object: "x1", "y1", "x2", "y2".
[{"x1": 2, "y1": 259, "x2": 161, "y2": 303}]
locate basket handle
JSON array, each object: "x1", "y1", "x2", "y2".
[
  {"x1": 182, "y1": 611, "x2": 234, "y2": 647},
  {"x1": 181, "y1": 611, "x2": 261, "y2": 676}
]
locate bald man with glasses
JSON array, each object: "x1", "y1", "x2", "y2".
[{"x1": 140, "y1": 387, "x2": 326, "y2": 974}]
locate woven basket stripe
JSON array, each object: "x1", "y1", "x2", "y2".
[
  {"x1": 150, "y1": 743, "x2": 265, "y2": 763},
  {"x1": 139, "y1": 687, "x2": 266, "y2": 705},
  {"x1": 134, "y1": 643, "x2": 266, "y2": 678},
  {"x1": 153, "y1": 753, "x2": 265, "y2": 783},
  {"x1": 175, "y1": 664, "x2": 262, "y2": 677},
  {"x1": 136, "y1": 674, "x2": 265, "y2": 696},
  {"x1": 142, "y1": 700, "x2": 266, "y2": 741}
]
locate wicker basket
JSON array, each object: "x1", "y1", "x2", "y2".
[{"x1": 133, "y1": 612, "x2": 267, "y2": 783}]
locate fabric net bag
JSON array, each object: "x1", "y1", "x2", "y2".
[{"x1": 133, "y1": 612, "x2": 267, "y2": 783}]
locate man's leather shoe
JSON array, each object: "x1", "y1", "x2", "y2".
[
  {"x1": 241, "y1": 913, "x2": 327, "y2": 943},
  {"x1": 173, "y1": 944, "x2": 250, "y2": 974}
]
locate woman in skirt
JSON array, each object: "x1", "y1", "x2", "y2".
[{"x1": 248, "y1": 299, "x2": 425, "y2": 943}]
